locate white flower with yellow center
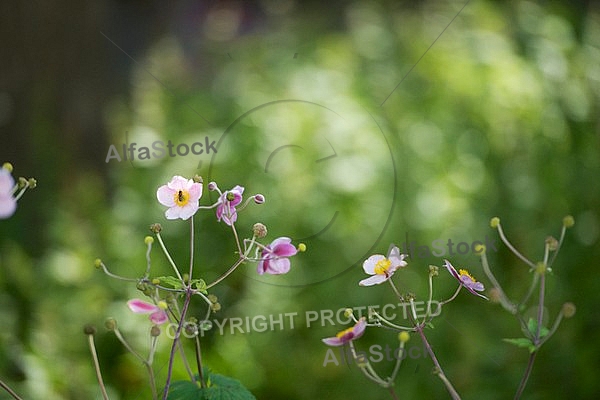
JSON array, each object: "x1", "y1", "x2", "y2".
[{"x1": 359, "y1": 245, "x2": 408, "y2": 286}]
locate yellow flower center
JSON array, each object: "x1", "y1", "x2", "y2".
[
  {"x1": 336, "y1": 326, "x2": 354, "y2": 339},
  {"x1": 459, "y1": 269, "x2": 476, "y2": 283},
  {"x1": 174, "y1": 190, "x2": 190, "y2": 207},
  {"x1": 374, "y1": 258, "x2": 392, "y2": 275}
]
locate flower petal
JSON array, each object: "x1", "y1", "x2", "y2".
[
  {"x1": 128, "y1": 299, "x2": 159, "y2": 314},
  {"x1": 321, "y1": 337, "x2": 343, "y2": 346},
  {"x1": 157, "y1": 185, "x2": 176, "y2": 207},
  {"x1": 0, "y1": 196, "x2": 17, "y2": 219},
  {"x1": 271, "y1": 237, "x2": 298, "y2": 257},
  {"x1": 150, "y1": 310, "x2": 168, "y2": 325},
  {"x1": 362, "y1": 254, "x2": 385, "y2": 275},
  {"x1": 359, "y1": 274, "x2": 388, "y2": 286}
]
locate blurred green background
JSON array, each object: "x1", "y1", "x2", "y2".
[{"x1": 1, "y1": 0, "x2": 599, "y2": 399}]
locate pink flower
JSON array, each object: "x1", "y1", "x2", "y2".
[
  {"x1": 127, "y1": 299, "x2": 169, "y2": 325},
  {"x1": 156, "y1": 176, "x2": 203, "y2": 220},
  {"x1": 0, "y1": 169, "x2": 16, "y2": 219},
  {"x1": 359, "y1": 245, "x2": 408, "y2": 286},
  {"x1": 257, "y1": 237, "x2": 298, "y2": 275},
  {"x1": 443, "y1": 259, "x2": 488, "y2": 300},
  {"x1": 322, "y1": 317, "x2": 367, "y2": 346},
  {"x1": 216, "y1": 185, "x2": 244, "y2": 225}
]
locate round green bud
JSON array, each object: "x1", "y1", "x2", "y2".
[
  {"x1": 252, "y1": 223, "x2": 267, "y2": 238},
  {"x1": 94, "y1": 259, "x2": 102, "y2": 269},
  {"x1": 207, "y1": 294, "x2": 218, "y2": 304},
  {"x1": 2, "y1": 162, "x2": 13, "y2": 173},
  {"x1": 150, "y1": 326, "x2": 161, "y2": 337},
  {"x1": 429, "y1": 265, "x2": 439, "y2": 277},
  {"x1": 490, "y1": 217, "x2": 500, "y2": 228},
  {"x1": 211, "y1": 303, "x2": 222, "y2": 312},
  {"x1": 298, "y1": 243, "x2": 307, "y2": 252},
  {"x1": 398, "y1": 331, "x2": 410, "y2": 343},
  {"x1": 473, "y1": 244, "x2": 486, "y2": 255},
  {"x1": 545, "y1": 236, "x2": 558, "y2": 251},
  {"x1": 489, "y1": 287, "x2": 502, "y2": 303},
  {"x1": 105, "y1": 318, "x2": 117, "y2": 331},
  {"x1": 83, "y1": 324, "x2": 97, "y2": 335},
  {"x1": 535, "y1": 262, "x2": 547, "y2": 275},
  {"x1": 562, "y1": 302, "x2": 576, "y2": 318},
  {"x1": 144, "y1": 236, "x2": 154, "y2": 245},
  {"x1": 193, "y1": 174, "x2": 203, "y2": 184},
  {"x1": 149, "y1": 223, "x2": 162, "y2": 234},
  {"x1": 184, "y1": 322, "x2": 198, "y2": 337},
  {"x1": 563, "y1": 215, "x2": 575, "y2": 228}
]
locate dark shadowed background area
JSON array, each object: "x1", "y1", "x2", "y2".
[{"x1": 1, "y1": 0, "x2": 599, "y2": 399}]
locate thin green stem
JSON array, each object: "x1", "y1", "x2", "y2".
[
  {"x1": 188, "y1": 218, "x2": 195, "y2": 279},
  {"x1": 162, "y1": 289, "x2": 193, "y2": 399},
  {"x1": 514, "y1": 351, "x2": 537, "y2": 400},
  {"x1": 155, "y1": 233, "x2": 184, "y2": 283},
  {"x1": 496, "y1": 223, "x2": 536, "y2": 268},
  {"x1": 480, "y1": 251, "x2": 517, "y2": 313},
  {"x1": 0, "y1": 379, "x2": 24, "y2": 400},
  {"x1": 206, "y1": 257, "x2": 245, "y2": 289},
  {"x1": 195, "y1": 336, "x2": 206, "y2": 388},
  {"x1": 87, "y1": 333, "x2": 110, "y2": 400},
  {"x1": 413, "y1": 324, "x2": 461, "y2": 400}
]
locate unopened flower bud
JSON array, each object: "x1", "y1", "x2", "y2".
[
  {"x1": 83, "y1": 324, "x2": 97, "y2": 335},
  {"x1": 343, "y1": 308, "x2": 354, "y2": 318},
  {"x1": 27, "y1": 178, "x2": 37, "y2": 188},
  {"x1": 94, "y1": 259, "x2": 102, "y2": 269},
  {"x1": 563, "y1": 215, "x2": 574, "y2": 228},
  {"x1": 150, "y1": 326, "x2": 161, "y2": 337},
  {"x1": 545, "y1": 236, "x2": 558, "y2": 251},
  {"x1": 355, "y1": 353, "x2": 368, "y2": 367},
  {"x1": 144, "y1": 236, "x2": 154, "y2": 245},
  {"x1": 489, "y1": 287, "x2": 502, "y2": 303},
  {"x1": 2, "y1": 162, "x2": 13, "y2": 173},
  {"x1": 398, "y1": 331, "x2": 410, "y2": 343},
  {"x1": 429, "y1": 265, "x2": 439, "y2": 277},
  {"x1": 158, "y1": 301, "x2": 168, "y2": 310},
  {"x1": 473, "y1": 244, "x2": 486, "y2": 255},
  {"x1": 152, "y1": 278, "x2": 160, "y2": 285},
  {"x1": 562, "y1": 302, "x2": 576, "y2": 318},
  {"x1": 253, "y1": 223, "x2": 268, "y2": 238},
  {"x1": 254, "y1": 194, "x2": 265, "y2": 204},
  {"x1": 207, "y1": 294, "x2": 218, "y2": 303},
  {"x1": 17, "y1": 177, "x2": 28, "y2": 189},
  {"x1": 184, "y1": 322, "x2": 198, "y2": 337},
  {"x1": 490, "y1": 217, "x2": 500, "y2": 228},
  {"x1": 211, "y1": 302, "x2": 221, "y2": 312},
  {"x1": 193, "y1": 175, "x2": 203, "y2": 184},
  {"x1": 208, "y1": 182, "x2": 217, "y2": 191},
  {"x1": 105, "y1": 318, "x2": 117, "y2": 331},
  {"x1": 298, "y1": 243, "x2": 307, "y2": 252},
  {"x1": 150, "y1": 223, "x2": 162, "y2": 234},
  {"x1": 535, "y1": 262, "x2": 547, "y2": 275}
]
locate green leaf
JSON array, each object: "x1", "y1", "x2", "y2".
[
  {"x1": 526, "y1": 318, "x2": 550, "y2": 338},
  {"x1": 155, "y1": 276, "x2": 185, "y2": 289},
  {"x1": 503, "y1": 338, "x2": 536, "y2": 353},
  {"x1": 191, "y1": 279, "x2": 208, "y2": 294},
  {"x1": 167, "y1": 370, "x2": 256, "y2": 400}
]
